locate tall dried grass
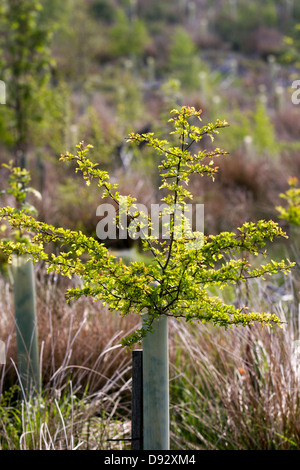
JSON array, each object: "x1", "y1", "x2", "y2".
[
  {"x1": 0, "y1": 261, "x2": 299, "y2": 450},
  {"x1": 0, "y1": 264, "x2": 139, "y2": 449},
  {"x1": 169, "y1": 278, "x2": 300, "y2": 450}
]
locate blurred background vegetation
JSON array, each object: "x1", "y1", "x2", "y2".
[{"x1": 1, "y1": 0, "x2": 300, "y2": 238}]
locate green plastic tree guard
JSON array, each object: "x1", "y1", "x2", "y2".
[
  {"x1": 12, "y1": 255, "x2": 40, "y2": 398},
  {"x1": 142, "y1": 314, "x2": 169, "y2": 450}
]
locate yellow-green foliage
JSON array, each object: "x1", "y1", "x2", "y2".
[
  {"x1": 0, "y1": 107, "x2": 294, "y2": 347},
  {"x1": 276, "y1": 177, "x2": 300, "y2": 226}
]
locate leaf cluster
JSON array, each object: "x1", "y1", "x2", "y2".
[
  {"x1": 0, "y1": 162, "x2": 41, "y2": 242},
  {"x1": 276, "y1": 177, "x2": 300, "y2": 227}
]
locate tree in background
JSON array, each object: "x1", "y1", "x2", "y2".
[
  {"x1": 109, "y1": 8, "x2": 149, "y2": 61},
  {"x1": 0, "y1": 0, "x2": 53, "y2": 168},
  {"x1": 253, "y1": 100, "x2": 279, "y2": 157}
]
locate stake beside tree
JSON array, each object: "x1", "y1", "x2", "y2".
[{"x1": 0, "y1": 106, "x2": 294, "y2": 447}]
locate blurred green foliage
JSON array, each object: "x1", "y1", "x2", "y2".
[
  {"x1": 0, "y1": 0, "x2": 54, "y2": 162},
  {"x1": 109, "y1": 9, "x2": 149, "y2": 59},
  {"x1": 168, "y1": 27, "x2": 208, "y2": 91},
  {"x1": 216, "y1": 0, "x2": 279, "y2": 52}
]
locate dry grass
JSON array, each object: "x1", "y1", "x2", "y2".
[
  {"x1": 0, "y1": 264, "x2": 139, "y2": 450},
  {"x1": 1, "y1": 262, "x2": 300, "y2": 450},
  {"x1": 169, "y1": 279, "x2": 300, "y2": 450},
  {"x1": 0, "y1": 264, "x2": 139, "y2": 393}
]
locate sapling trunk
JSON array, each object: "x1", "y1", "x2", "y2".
[{"x1": 12, "y1": 255, "x2": 40, "y2": 398}]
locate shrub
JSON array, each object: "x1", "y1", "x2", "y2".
[{"x1": 0, "y1": 106, "x2": 293, "y2": 349}]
